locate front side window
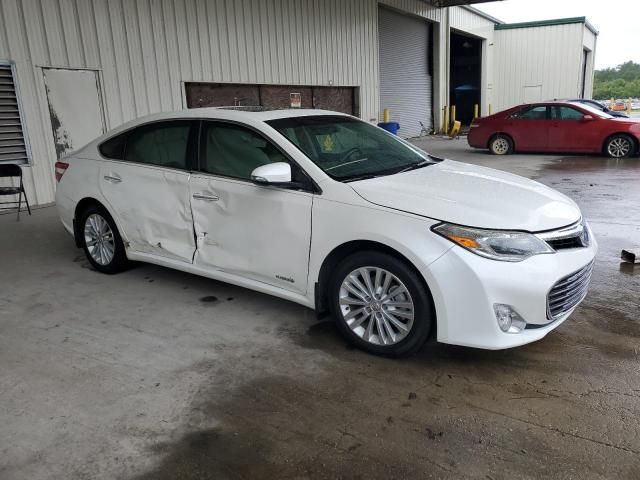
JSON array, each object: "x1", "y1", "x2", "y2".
[
  {"x1": 510, "y1": 106, "x2": 548, "y2": 120},
  {"x1": 200, "y1": 122, "x2": 290, "y2": 181},
  {"x1": 267, "y1": 116, "x2": 435, "y2": 181},
  {"x1": 551, "y1": 106, "x2": 584, "y2": 121},
  {"x1": 123, "y1": 121, "x2": 192, "y2": 169}
]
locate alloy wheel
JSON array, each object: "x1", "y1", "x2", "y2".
[
  {"x1": 84, "y1": 213, "x2": 115, "y2": 266},
  {"x1": 338, "y1": 267, "x2": 415, "y2": 346},
  {"x1": 607, "y1": 137, "x2": 631, "y2": 158}
]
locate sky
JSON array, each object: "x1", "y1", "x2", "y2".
[{"x1": 475, "y1": 0, "x2": 640, "y2": 70}]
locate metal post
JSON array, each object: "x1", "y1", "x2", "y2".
[{"x1": 451, "y1": 105, "x2": 456, "y2": 126}]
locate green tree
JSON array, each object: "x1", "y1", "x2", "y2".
[{"x1": 593, "y1": 61, "x2": 640, "y2": 100}]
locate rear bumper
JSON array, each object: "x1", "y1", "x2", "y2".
[{"x1": 421, "y1": 231, "x2": 597, "y2": 350}]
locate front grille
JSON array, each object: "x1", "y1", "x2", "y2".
[
  {"x1": 546, "y1": 236, "x2": 585, "y2": 250},
  {"x1": 547, "y1": 261, "x2": 594, "y2": 320},
  {"x1": 537, "y1": 219, "x2": 590, "y2": 251}
]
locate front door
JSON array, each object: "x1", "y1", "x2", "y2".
[
  {"x1": 548, "y1": 105, "x2": 590, "y2": 152},
  {"x1": 99, "y1": 120, "x2": 198, "y2": 263},
  {"x1": 189, "y1": 121, "x2": 313, "y2": 294}
]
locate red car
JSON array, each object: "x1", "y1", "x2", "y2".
[{"x1": 468, "y1": 101, "x2": 640, "y2": 158}]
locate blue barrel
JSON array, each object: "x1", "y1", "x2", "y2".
[{"x1": 377, "y1": 121, "x2": 400, "y2": 135}]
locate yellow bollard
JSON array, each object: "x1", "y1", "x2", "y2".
[
  {"x1": 443, "y1": 106, "x2": 450, "y2": 135},
  {"x1": 628, "y1": 98, "x2": 632, "y2": 115},
  {"x1": 488, "y1": 104, "x2": 493, "y2": 115},
  {"x1": 383, "y1": 108, "x2": 390, "y2": 123},
  {"x1": 451, "y1": 105, "x2": 456, "y2": 126},
  {"x1": 474, "y1": 104, "x2": 479, "y2": 119}
]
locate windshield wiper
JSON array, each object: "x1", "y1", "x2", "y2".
[
  {"x1": 395, "y1": 159, "x2": 432, "y2": 174},
  {"x1": 342, "y1": 173, "x2": 384, "y2": 183}
]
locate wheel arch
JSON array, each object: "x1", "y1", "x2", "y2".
[
  {"x1": 73, "y1": 197, "x2": 115, "y2": 248},
  {"x1": 314, "y1": 239, "x2": 437, "y2": 337},
  {"x1": 602, "y1": 132, "x2": 638, "y2": 156}
]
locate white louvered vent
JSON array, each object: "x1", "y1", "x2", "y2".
[{"x1": 0, "y1": 64, "x2": 28, "y2": 163}]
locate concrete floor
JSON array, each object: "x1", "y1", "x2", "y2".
[{"x1": 1, "y1": 139, "x2": 639, "y2": 479}]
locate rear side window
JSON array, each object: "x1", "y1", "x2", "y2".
[
  {"x1": 99, "y1": 134, "x2": 126, "y2": 159},
  {"x1": 510, "y1": 106, "x2": 548, "y2": 120},
  {"x1": 124, "y1": 121, "x2": 193, "y2": 169}
]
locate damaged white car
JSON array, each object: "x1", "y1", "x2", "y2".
[{"x1": 55, "y1": 108, "x2": 596, "y2": 356}]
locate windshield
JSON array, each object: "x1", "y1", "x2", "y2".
[
  {"x1": 267, "y1": 115, "x2": 436, "y2": 181},
  {"x1": 570, "y1": 102, "x2": 614, "y2": 119}
]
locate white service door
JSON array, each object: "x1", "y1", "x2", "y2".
[
  {"x1": 189, "y1": 175, "x2": 313, "y2": 294},
  {"x1": 42, "y1": 68, "x2": 105, "y2": 159}
]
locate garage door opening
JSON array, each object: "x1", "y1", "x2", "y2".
[
  {"x1": 184, "y1": 83, "x2": 358, "y2": 116},
  {"x1": 378, "y1": 7, "x2": 433, "y2": 138},
  {"x1": 450, "y1": 31, "x2": 482, "y2": 126}
]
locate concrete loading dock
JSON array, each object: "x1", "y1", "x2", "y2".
[{"x1": 1, "y1": 142, "x2": 639, "y2": 479}]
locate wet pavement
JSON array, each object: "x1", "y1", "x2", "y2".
[{"x1": 1, "y1": 138, "x2": 639, "y2": 479}]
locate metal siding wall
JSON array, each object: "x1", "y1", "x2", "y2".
[
  {"x1": 379, "y1": 7, "x2": 432, "y2": 137},
  {"x1": 493, "y1": 24, "x2": 584, "y2": 112},
  {"x1": 0, "y1": 0, "x2": 381, "y2": 205}
]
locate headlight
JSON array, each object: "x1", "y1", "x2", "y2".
[{"x1": 432, "y1": 223, "x2": 554, "y2": 262}]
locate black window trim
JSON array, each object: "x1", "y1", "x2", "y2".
[{"x1": 195, "y1": 119, "x2": 321, "y2": 194}]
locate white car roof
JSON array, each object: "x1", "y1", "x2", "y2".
[{"x1": 94, "y1": 108, "x2": 350, "y2": 145}]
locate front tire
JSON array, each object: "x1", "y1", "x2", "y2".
[
  {"x1": 79, "y1": 204, "x2": 129, "y2": 274},
  {"x1": 489, "y1": 134, "x2": 514, "y2": 155},
  {"x1": 605, "y1": 134, "x2": 635, "y2": 158},
  {"x1": 329, "y1": 251, "x2": 433, "y2": 357}
]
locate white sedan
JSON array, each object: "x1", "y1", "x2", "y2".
[{"x1": 55, "y1": 108, "x2": 596, "y2": 356}]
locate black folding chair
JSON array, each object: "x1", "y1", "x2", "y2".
[{"x1": 0, "y1": 164, "x2": 31, "y2": 221}]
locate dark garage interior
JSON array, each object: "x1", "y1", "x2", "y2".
[{"x1": 450, "y1": 31, "x2": 482, "y2": 125}]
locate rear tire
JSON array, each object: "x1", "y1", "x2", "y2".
[
  {"x1": 605, "y1": 134, "x2": 635, "y2": 158},
  {"x1": 79, "y1": 204, "x2": 129, "y2": 274},
  {"x1": 489, "y1": 134, "x2": 514, "y2": 155},
  {"x1": 328, "y1": 251, "x2": 433, "y2": 357}
]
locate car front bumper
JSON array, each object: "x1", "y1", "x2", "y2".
[{"x1": 421, "y1": 232, "x2": 597, "y2": 350}]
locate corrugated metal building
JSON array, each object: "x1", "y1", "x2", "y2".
[
  {"x1": 492, "y1": 17, "x2": 599, "y2": 112},
  {"x1": 0, "y1": 1, "x2": 596, "y2": 206}
]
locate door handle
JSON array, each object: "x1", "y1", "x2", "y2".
[
  {"x1": 103, "y1": 174, "x2": 122, "y2": 184},
  {"x1": 192, "y1": 193, "x2": 219, "y2": 202}
]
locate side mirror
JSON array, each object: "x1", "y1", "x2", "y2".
[
  {"x1": 583, "y1": 115, "x2": 595, "y2": 121},
  {"x1": 251, "y1": 162, "x2": 292, "y2": 185}
]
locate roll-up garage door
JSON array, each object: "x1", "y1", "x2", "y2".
[{"x1": 379, "y1": 7, "x2": 432, "y2": 138}]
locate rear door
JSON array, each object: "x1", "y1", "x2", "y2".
[
  {"x1": 98, "y1": 120, "x2": 198, "y2": 263},
  {"x1": 505, "y1": 105, "x2": 551, "y2": 152},
  {"x1": 548, "y1": 105, "x2": 594, "y2": 152}
]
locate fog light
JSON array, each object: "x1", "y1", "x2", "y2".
[{"x1": 493, "y1": 304, "x2": 527, "y2": 334}]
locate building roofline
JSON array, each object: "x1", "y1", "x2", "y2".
[
  {"x1": 460, "y1": 5, "x2": 504, "y2": 24},
  {"x1": 495, "y1": 16, "x2": 599, "y2": 35}
]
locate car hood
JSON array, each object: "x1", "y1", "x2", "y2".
[{"x1": 349, "y1": 160, "x2": 581, "y2": 231}]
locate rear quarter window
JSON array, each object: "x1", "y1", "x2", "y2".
[{"x1": 99, "y1": 133, "x2": 126, "y2": 159}]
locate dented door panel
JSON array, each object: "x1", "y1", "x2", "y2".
[
  {"x1": 99, "y1": 162, "x2": 196, "y2": 262},
  {"x1": 190, "y1": 174, "x2": 313, "y2": 294}
]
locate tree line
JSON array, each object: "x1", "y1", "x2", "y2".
[{"x1": 593, "y1": 61, "x2": 640, "y2": 100}]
